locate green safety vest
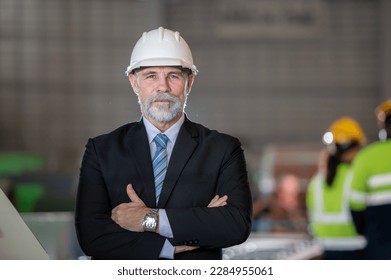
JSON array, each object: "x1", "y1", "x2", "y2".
[
  {"x1": 307, "y1": 163, "x2": 367, "y2": 250},
  {"x1": 349, "y1": 140, "x2": 391, "y2": 210}
]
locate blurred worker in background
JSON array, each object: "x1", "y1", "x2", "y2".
[
  {"x1": 307, "y1": 117, "x2": 367, "y2": 260},
  {"x1": 349, "y1": 99, "x2": 391, "y2": 259},
  {"x1": 268, "y1": 174, "x2": 307, "y2": 233},
  {"x1": 75, "y1": 27, "x2": 252, "y2": 260}
]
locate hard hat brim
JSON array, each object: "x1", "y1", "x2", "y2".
[{"x1": 125, "y1": 58, "x2": 198, "y2": 76}]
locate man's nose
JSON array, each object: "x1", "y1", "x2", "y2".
[{"x1": 156, "y1": 76, "x2": 171, "y2": 92}]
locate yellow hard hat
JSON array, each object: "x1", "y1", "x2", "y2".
[
  {"x1": 323, "y1": 117, "x2": 366, "y2": 146},
  {"x1": 375, "y1": 99, "x2": 391, "y2": 123}
]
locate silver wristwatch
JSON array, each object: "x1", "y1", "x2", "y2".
[{"x1": 142, "y1": 208, "x2": 159, "y2": 232}]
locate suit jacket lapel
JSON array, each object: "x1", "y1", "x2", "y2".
[
  {"x1": 158, "y1": 118, "x2": 199, "y2": 208},
  {"x1": 126, "y1": 120, "x2": 157, "y2": 207}
]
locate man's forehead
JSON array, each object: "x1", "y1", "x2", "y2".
[{"x1": 136, "y1": 66, "x2": 184, "y2": 74}]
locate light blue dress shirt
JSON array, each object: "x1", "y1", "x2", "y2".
[{"x1": 143, "y1": 114, "x2": 185, "y2": 259}]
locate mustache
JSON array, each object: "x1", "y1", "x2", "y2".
[{"x1": 150, "y1": 92, "x2": 178, "y2": 103}]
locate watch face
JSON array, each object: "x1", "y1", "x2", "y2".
[
  {"x1": 145, "y1": 216, "x2": 156, "y2": 228},
  {"x1": 143, "y1": 210, "x2": 158, "y2": 232}
]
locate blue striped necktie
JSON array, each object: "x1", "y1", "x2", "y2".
[{"x1": 152, "y1": 133, "x2": 169, "y2": 204}]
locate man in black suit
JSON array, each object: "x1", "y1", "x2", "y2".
[{"x1": 75, "y1": 27, "x2": 252, "y2": 259}]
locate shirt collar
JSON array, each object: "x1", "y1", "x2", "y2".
[{"x1": 143, "y1": 114, "x2": 185, "y2": 145}]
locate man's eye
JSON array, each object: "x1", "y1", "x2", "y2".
[
  {"x1": 146, "y1": 75, "x2": 156, "y2": 79},
  {"x1": 169, "y1": 74, "x2": 181, "y2": 79}
]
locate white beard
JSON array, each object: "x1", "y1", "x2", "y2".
[{"x1": 140, "y1": 92, "x2": 187, "y2": 123}]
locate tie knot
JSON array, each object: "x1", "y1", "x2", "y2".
[{"x1": 154, "y1": 133, "x2": 169, "y2": 148}]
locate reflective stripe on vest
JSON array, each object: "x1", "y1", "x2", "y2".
[
  {"x1": 368, "y1": 173, "x2": 391, "y2": 189},
  {"x1": 350, "y1": 189, "x2": 391, "y2": 206},
  {"x1": 350, "y1": 171, "x2": 391, "y2": 206},
  {"x1": 312, "y1": 172, "x2": 352, "y2": 224}
]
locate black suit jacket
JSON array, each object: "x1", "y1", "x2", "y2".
[{"x1": 75, "y1": 117, "x2": 252, "y2": 259}]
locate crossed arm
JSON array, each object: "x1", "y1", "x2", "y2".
[
  {"x1": 76, "y1": 136, "x2": 252, "y2": 259},
  {"x1": 111, "y1": 184, "x2": 228, "y2": 254}
]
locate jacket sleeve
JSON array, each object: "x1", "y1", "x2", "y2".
[
  {"x1": 75, "y1": 138, "x2": 166, "y2": 259},
  {"x1": 166, "y1": 137, "x2": 253, "y2": 248}
]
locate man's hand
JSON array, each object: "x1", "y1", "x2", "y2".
[
  {"x1": 111, "y1": 184, "x2": 150, "y2": 232},
  {"x1": 208, "y1": 195, "x2": 228, "y2": 207},
  {"x1": 111, "y1": 183, "x2": 229, "y2": 255}
]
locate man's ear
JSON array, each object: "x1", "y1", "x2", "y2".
[
  {"x1": 128, "y1": 74, "x2": 139, "y2": 94},
  {"x1": 186, "y1": 74, "x2": 194, "y2": 94}
]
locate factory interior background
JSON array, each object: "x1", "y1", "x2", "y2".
[{"x1": 0, "y1": 0, "x2": 390, "y2": 259}]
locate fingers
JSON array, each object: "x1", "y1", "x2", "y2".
[
  {"x1": 126, "y1": 184, "x2": 144, "y2": 204},
  {"x1": 111, "y1": 205, "x2": 122, "y2": 223},
  {"x1": 208, "y1": 195, "x2": 219, "y2": 207},
  {"x1": 208, "y1": 195, "x2": 228, "y2": 207},
  {"x1": 175, "y1": 245, "x2": 199, "y2": 254},
  {"x1": 217, "y1": 195, "x2": 228, "y2": 206}
]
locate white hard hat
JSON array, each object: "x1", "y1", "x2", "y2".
[{"x1": 125, "y1": 27, "x2": 198, "y2": 76}]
